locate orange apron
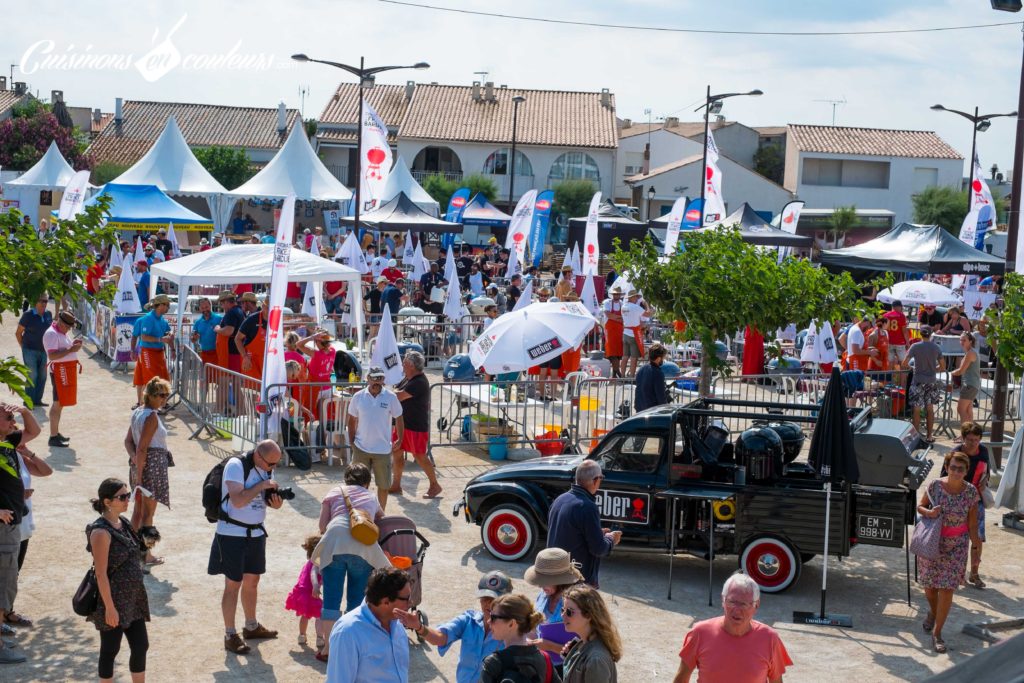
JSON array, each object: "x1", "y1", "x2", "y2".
[
  {"x1": 628, "y1": 327, "x2": 645, "y2": 357},
  {"x1": 200, "y1": 350, "x2": 219, "y2": 365},
  {"x1": 847, "y1": 351, "x2": 871, "y2": 372},
  {"x1": 559, "y1": 345, "x2": 583, "y2": 378},
  {"x1": 243, "y1": 321, "x2": 266, "y2": 381},
  {"x1": 605, "y1": 307, "x2": 624, "y2": 358},
  {"x1": 50, "y1": 360, "x2": 80, "y2": 407},
  {"x1": 133, "y1": 347, "x2": 169, "y2": 386},
  {"x1": 871, "y1": 334, "x2": 890, "y2": 372},
  {"x1": 215, "y1": 333, "x2": 229, "y2": 368}
]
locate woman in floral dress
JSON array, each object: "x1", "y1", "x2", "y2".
[{"x1": 917, "y1": 451, "x2": 980, "y2": 653}]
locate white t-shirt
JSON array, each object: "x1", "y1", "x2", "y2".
[
  {"x1": 348, "y1": 387, "x2": 403, "y2": 455},
  {"x1": 621, "y1": 302, "x2": 645, "y2": 337},
  {"x1": 216, "y1": 456, "x2": 271, "y2": 537},
  {"x1": 42, "y1": 325, "x2": 78, "y2": 363},
  {"x1": 602, "y1": 298, "x2": 623, "y2": 316},
  {"x1": 370, "y1": 256, "x2": 386, "y2": 278},
  {"x1": 846, "y1": 325, "x2": 865, "y2": 354}
]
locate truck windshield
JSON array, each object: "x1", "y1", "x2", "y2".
[{"x1": 592, "y1": 435, "x2": 664, "y2": 474}]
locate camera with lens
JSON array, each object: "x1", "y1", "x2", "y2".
[{"x1": 265, "y1": 486, "x2": 295, "y2": 502}]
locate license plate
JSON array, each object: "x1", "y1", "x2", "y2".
[
  {"x1": 597, "y1": 490, "x2": 650, "y2": 525},
  {"x1": 857, "y1": 514, "x2": 895, "y2": 543}
]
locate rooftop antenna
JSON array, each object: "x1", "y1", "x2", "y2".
[
  {"x1": 473, "y1": 70, "x2": 489, "y2": 82},
  {"x1": 299, "y1": 85, "x2": 309, "y2": 118},
  {"x1": 814, "y1": 97, "x2": 847, "y2": 126}
]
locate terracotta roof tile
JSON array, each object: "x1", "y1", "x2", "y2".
[
  {"x1": 400, "y1": 85, "x2": 617, "y2": 148},
  {"x1": 86, "y1": 100, "x2": 300, "y2": 166},
  {"x1": 318, "y1": 83, "x2": 409, "y2": 127},
  {"x1": 91, "y1": 112, "x2": 114, "y2": 135},
  {"x1": 316, "y1": 126, "x2": 398, "y2": 145},
  {"x1": 755, "y1": 126, "x2": 787, "y2": 137},
  {"x1": 0, "y1": 91, "x2": 28, "y2": 117},
  {"x1": 619, "y1": 120, "x2": 732, "y2": 140},
  {"x1": 787, "y1": 124, "x2": 962, "y2": 159}
]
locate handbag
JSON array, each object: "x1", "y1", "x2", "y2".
[
  {"x1": 981, "y1": 487, "x2": 995, "y2": 510},
  {"x1": 341, "y1": 486, "x2": 379, "y2": 546},
  {"x1": 909, "y1": 514, "x2": 941, "y2": 561},
  {"x1": 72, "y1": 567, "x2": 99, "y2": 616}
]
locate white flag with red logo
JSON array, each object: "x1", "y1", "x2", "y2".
[
  {"x1": 360, "y1": 99, "x2": 393, "y2": 211},
  {"x1": 775, "y1": 200, "x2": 804, "y2": 263},
  {"x1": 260, "y1": 193, "x2": 297, "y2": 437},
  {"x1": 505, "y1": 189, "x2": 537, "y2": 266},
  {"x1": 58, "y1": 169, "x2": 91, "y2": 220},
  {"x1": 663, "y1": 196, "x2": 688, "y2": 256},
  {"x1": 969, "y1": 153, "x2": 996, "y2": 214},
  {"x1": 582, "y1": 192, "x2": 601, "y2": 276},
  {"x1": 703, "y1": 131, "x2": 726, "y2": 225}
]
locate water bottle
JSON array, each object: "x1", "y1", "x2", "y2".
[{"x1": 510, "y1": 384, "x2": 519, "y2": 403}]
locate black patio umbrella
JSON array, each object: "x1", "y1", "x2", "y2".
[{"x1": 796, "y1": 366, "x2": 858, "y2": 627}]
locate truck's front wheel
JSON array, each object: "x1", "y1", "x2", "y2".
[
  {"x1": 740, "y1": 536, "x2": 801, "y2": 593},
  {"x1": 481, "y1": 504, "x2": 538, "y2": 561}
]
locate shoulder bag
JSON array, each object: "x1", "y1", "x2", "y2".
[
  {"x1": 73, "y1": 517, "x2": 141, "y2": 617},
  {"x1": 341, "y1": 486, "x2": 380, "y2": 546},
  {"x1": 909, "y1": 487, "x2": 942, "y2": 561}
]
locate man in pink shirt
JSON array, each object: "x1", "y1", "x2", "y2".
[{"x1": 674, "y1": 573, "x2": 792, "y2": 683}]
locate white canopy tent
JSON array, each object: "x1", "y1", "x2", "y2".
[
  {"x1": 379, "y1": 156, "x2": 440, "y2": 217},
  {"x1": 150, "y1": 244, "x2": 365, "y2": 354},
  {"x1": 2, "y1": 140, "x2": 94, "y2": 227},
  {"x1": 227, "y1": 125, "x2": 353, "y2": 221},
  {"x1": 110, "y1": 116, "x2": 234, "y2": 233}
]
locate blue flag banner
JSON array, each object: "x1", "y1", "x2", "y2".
[
  {"x1": 681, "y1": 197, "x2": 704, "y2": 231},
  {"x1": 529, "y1": 190, "x2": 555, "y2": 266},
  {"x1": 975, "y1": 204, "x2": 994, "y2": 251},
  {"x1": 441, "y1": 187, "x2": 472, "y2": 249}
]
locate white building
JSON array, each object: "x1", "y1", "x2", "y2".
[
  {"x1": 315, "y1": 81, "x2": 619, "y2": 210},
  {"x1": 783, "y1": 124, "x2": 963, "y2": 226}
]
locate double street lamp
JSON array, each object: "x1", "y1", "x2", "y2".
[
  {"x1": 508, "y1": 95, "x2": 527, "y2": 208},
  {"x1": 929, "y1": 104, "x2": 1017, "y2": 212},
  {"x1": 695, "y1": 86, "x2": 762, "y2": 225},
  {"x1": 291, "y1": 54, "x2": 429, "y2": 231}
]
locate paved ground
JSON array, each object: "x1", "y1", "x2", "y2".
[{"x1": 3, "y1": 321, "x2": 1022, "y2": 682}]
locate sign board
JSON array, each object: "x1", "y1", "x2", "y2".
[
  {"x1": 855, "y1": 513, "x2": 900, "y2": 548},
  {"x1": 597, "y1": 490, "x2": 650, "y2": 526}
]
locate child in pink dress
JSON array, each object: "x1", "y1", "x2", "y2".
[{"x1": 285, "y1": 534, "x2": 324, "y2": 648}]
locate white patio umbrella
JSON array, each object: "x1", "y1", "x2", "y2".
[
  {"x1": 877, "y1": 280, "x2": 961, "y2": 307},
  {"x1": 469, "y1": 301, "x2": 597, "y2": 374}
]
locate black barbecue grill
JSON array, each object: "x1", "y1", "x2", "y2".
[{"x1": 853, "y1": 419, "x2": 932, "y2": 489}]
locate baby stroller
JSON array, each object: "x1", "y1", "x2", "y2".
[{"x1": 378, "y1": 515, "x2": 431, "y2": 637}]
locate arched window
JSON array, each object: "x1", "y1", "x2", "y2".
[
  {"x1": 548, "y1": 152, "x2": 601, "y2": 184},
  {"x1": 483, "y1": 148, "x2": 533, "y2": 176}
]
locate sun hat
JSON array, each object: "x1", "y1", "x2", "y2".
[
  {"x1": 388, "y1": 259, "x2": 397, "y2": 267},
  {"x1": 525, "y1": 548, "x2": 584, "y2": 587},
  {"x1": 476, "y1": 570, "x2": 513, "y2": 599},
  {"x1": 199, "y1": 238, "x2": 209, "y2": 245},
  {"x1": 57, "y1": 310, "x2": 79, "y2": 327},
  {"x1": 217, "y1": 290, "x2": 237, "y2": 301},
  {"x1": 149, "y1": 294, "x2": 171, "y2": 306},
  {"x1": 610, "y1": 285, "x2": 623, "y2": 294},
  {"x1": 239, "y1": 292, "x2": 258, "y2": 303},
  {"x1": 366, "y1": 366, "x2": 386, "y2": 380}
]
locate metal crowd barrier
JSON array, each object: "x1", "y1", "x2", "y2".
[{"x1": 194, "y1": 362, "x2": 263, "y2": 450}]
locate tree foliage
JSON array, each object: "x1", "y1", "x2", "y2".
[
  {"x1": 986, "y1": 271, "x2": 1024, "y2": 376},
  {"x1": 826, "y1": 205, "x2": 858, "y2": 247},
  {"x1": 553, "y1": 180, "x2": 597, "y2": 221},
  {"x1": 753, "y1": 143, "x2": 784, "y2": 184},
  {"x1": 462, "y1": 173, "x2": 498, "y2": 204},
  {"x1": 611, "y1": 228, "x2": 883, "y2": 395},
  {"x1": 192, "y1": 145, "x2": 256, "y2": 190},
  {"x1": 912, "y1": 186, "x2": 967, "y2": 232},
  {"x1": 0, "y1": 104, "x2": 91, "y2": 171},
  {"x1": 91, "y1": 162, "x2": 129, "y2": 186},
  {"x1": 421, "y1": 173, "x2": 499, "y2": 211},
  {"x1": 0, "y1": 200, "x2": 117, "y2": 399}
]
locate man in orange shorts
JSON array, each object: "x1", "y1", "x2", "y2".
[
  {"x1": 42, "y1": 310, "x2": 83, "y2": 447},
  {"x1": 191, "y1": 297, "x2": 222, "y2": 365},
  {"x1": 133, "y1": 294, "x2": 174, "y2": 408}
]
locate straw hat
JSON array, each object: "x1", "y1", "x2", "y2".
[
  {"x1": 239, "y1": 292, "x2": 258, "y2": 303},
  {"x1": 610, "y1": 285, "x2": 623, "y2": 295},
  {"x1": 217, "y1": 290, "x2": 237, "y2": 301},
  {"x1": 524, "y1": 548, "x2": 584, "y2": 587}
]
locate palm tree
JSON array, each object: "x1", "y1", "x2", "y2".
[{"x1": 826, "y1": 205, "x2": 857, "y2": 248}]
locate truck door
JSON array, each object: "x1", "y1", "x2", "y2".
[{"x1": 589, "y1": 432, "x2": 665, "y2": 531}]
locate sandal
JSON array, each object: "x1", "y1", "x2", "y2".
[
  {"x1": 969, "y1": 572, "x2": 987, "y2": 589},
  {"x1": 922, "y1": 614, "x2": 935, "y2": 633},
  {"x1": 315, "y1": 651, "x2": 329, "y2": 663},
  {"x1": 144, "y1": 556, "x2": 165, "y2": 567},
  {"x1": 3, "y1": 613, "x2": 32, "y2": 628},
  {"x1": 933, "y1": 635, "x2": 947, "y2": 653}
]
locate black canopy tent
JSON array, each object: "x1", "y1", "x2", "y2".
[
  {"x1": 695, "y1": 203, "x2": 813, "y2": 248},
  {"x1": 819, "y1": 223, "x2": 1005, "y2": 275},
  {"x1": 567, "y1": 200, "x2": 649, "y2": 252},
  {"x1": 340, "y1": 191, "x2": 461, "y2": 233}
]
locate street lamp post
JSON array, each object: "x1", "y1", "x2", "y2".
[
  {"x1": 647, "y1": 186, "x2": 656, "y2": 222},
  {"x1": 508, "y1": 95, "x2": 526, "y2": 208},
  {"x1": 930, "y1": 104, "x2": 1016, "y2": 213},
  {"x1": 696, "y1": 86, "x2": 763, "y2": 226},
  {"x1": 291, "y1": 54, "x2": 429, "y2": 233}
]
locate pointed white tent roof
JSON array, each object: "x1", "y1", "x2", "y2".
[
  {"x1": 228, "y1": 125, "x2": 353, "y2": 201},
  {"x1": 4, "y1": 141, "x2": 84, "y2": 189},
  {"x1": 379, "y1": 156, "x2": 440, "y2": 217},
  {"x1": 110, "y1": 116, "x2": 229, "y2": 196}
]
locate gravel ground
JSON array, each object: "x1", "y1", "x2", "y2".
[{"x1": 2, "y1": 321, "x2": 1022, "y2": 682}]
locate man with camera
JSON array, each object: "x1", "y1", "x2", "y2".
[{"x1": 208, "y1": 440, "x2": 286, "y2": 655}]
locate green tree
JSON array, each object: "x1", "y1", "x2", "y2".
[
  {"x1": 0, "y1": 101, "x2": 92, "y2": 171},
  {"x1": 913, "y1": 185, "x2": 1008, "y2": 233},
  {"x1": 826, "y1": 205, "x2": 857, "y2": 248},
  {"x1": 91, "y1": 161, "x2": 129, "y2": 185},
  {"x1": 553, "y1": 179, "x2": 597, "y2": 221},
  {"x1": 420, "y1": 173, "x2": 460, "y2": 209},
  {"x1": 304, "y1": 118, "x2": 318, "y2": 138},
  {"x1": 192, "y1": 145, "x2": 256, "y2": 190},
  {"x1": 753, "y1": 143, "x2": 784, "y2": 184},
  {"x1": 986, "y1": 272, "x2": 1024, "y2": 376},
  {"x1": 0, "y1": 199, "x2": 117, "y2": 401},
  {"x1": 611, "y1": 229, "x2": 880, "y2": 396},
  {"x1": 462, "y1": 173, "x2": 498, "y2": 204}
]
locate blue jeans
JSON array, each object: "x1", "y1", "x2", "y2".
[
  {"x1": 320, "y1": 553, "x2": 372, "y2": 620},
  {"x1": 22, "y1": 348, "x2": 47, "y2": 405},
  {"x1": 324, "y1": 296, "x2": 343, "y2": 315}
]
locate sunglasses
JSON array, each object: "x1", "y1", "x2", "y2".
[
  {"x1": 112, "y1": 493, "x2": 131, "y2": 502},
  {"x1": 561, "y1": 606, "x2": 581, "y2": 618},
  {"x1": 947, "y1": 465, "x2": 967, "y2": 473},
  {"x1": 488, "y1": 613, "x2": 513, "y2": 622}
]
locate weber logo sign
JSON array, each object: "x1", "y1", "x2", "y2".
[
  {"x1": 597, "y1": 490, "x2": 650, "y2": 525},
  {"x1": 527, "y1": 337, "x2": 561, "y2": 360}
]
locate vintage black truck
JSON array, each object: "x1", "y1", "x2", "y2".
[{"x1": 455, "y1": 397, "x2": 932, "y2": 592}]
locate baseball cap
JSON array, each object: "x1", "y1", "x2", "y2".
[
  {"x1": 476, "y1": 570, "x2": 513, "y2": 599},
  {"x1": 366, "y1": 366, "x2": 386, "y2": 380},
  {"x1": 892, "y1": 300, "x2": 903, "y2": 307},
  {"x1": 136, "y1": 259, "x2": 148, "y2": 267},
  {"x1": 920, "y1": 325, "x2": 933, "y2": 337}
]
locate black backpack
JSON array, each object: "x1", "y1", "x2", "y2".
[
  {"x1": 493, "y1": 648, "x2": 553, "y2": 683},
  {"x1": 201, "y1": 452, "x2": 265, "y2": 535}
]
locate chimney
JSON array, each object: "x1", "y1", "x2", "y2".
[
  {"x1": 114, "y1": 97, "x2": 123, "y2": 122},
  {"x1": 499, "y1": 84, "x2": 507, "y2": 89},
  {"x1": 93, "y1": 108, "x2": 102, "y2": 123},
  {"x1": 663, "y1": 116, "x2": 679, "y2": 128},
  {"x1": 51, "y1": 90, "x2": 63, "y2": 103},
  {"x1": 14, "y1": 82, "x2": 27, "y2": 96},
  {"x1": 484, "y1": 81, "x2": 495, "y2": 102},
  {"x1": 405, "y1": 80, "x2": 415, "y2": 101},
  {"x1": 621, "y1": 118, "x2": 632, "y2": 129},
  {"x1": 0, "y1": 77, "x2": 7, "y2": 91},
  {"x1": 600, "y1": 88, "x2": 611, "y2": 108},
  {"x1": 472, "y1": 81, "x2": 482, "y2": 102},
  {"x1": 277, "y1": 101, "x2": 287, "y2": 132}
]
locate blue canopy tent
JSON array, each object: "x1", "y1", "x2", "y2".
[
  {"x1": 458, "y1": 192, "x2": 512, "y2": 245},
  {"x1": 77, "y1": 183, "x2": 214, "y2": 232}
]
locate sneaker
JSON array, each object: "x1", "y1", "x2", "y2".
[
  {"x1": 316, "y1": 635, "x2": 325, "y2": 650},
  {"x1": 0, "y1": 647, "x2": 26, "y2": 664},
  {"x1": 224, "y1": 633, "x2": 251, "y2": 655},
  {"x1": 47, "y1": 435, "x2": 69, "y2": 447},
  {"x1": 298, "y1": 634, "x2": 307, "y2": 646},
  {"x1": 242, "y1": 623, "x2": 278, "y2": 640}
]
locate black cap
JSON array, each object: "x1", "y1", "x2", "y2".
[{"x1": 892, "y1": 300, "x2": 903, "y2": 307}]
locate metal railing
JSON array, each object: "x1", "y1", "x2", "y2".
[{"x1": 410, "y1": 169, "x2": 463, "y2": 184}]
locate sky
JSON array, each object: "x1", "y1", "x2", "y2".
[{"x1": 6, "y1": 0, "x2": 1024, "y2": 175}]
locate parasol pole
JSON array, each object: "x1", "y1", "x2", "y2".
[{"x1": 820, "y1": 480, "x2": 831, "y2": 618}]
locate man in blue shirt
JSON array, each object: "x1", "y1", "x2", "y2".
[
  {"x1": 190, "y1": 297, "x2": 222, "y2": 364},
  {"x1": 16, "y1": 294, "x2": 53, "y2": 407},
  {"x1": 547, "y1": 460, "x2": 622, "y2": 588},
  {"x1": 136, "y1": 261, "x2": 152, "y2": 308},
  {"x1": 395, "y1": 571, "x2": 510, "y2": 683},
  {"x1": 232, "y1": 211, "x2": 247, "y2": 235},
  {"x1": 327, "y1": 567, "x2": 411, "y2": 683},
  {"x1": 634, "y1": 342, "x2": 669, "y2": 412},
  {"x1": 381, "y1": 278, "x2": 404, "y2": 317},
  {"x1": 133, "y1": 294, "x2": 173, "y2": 408}
]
